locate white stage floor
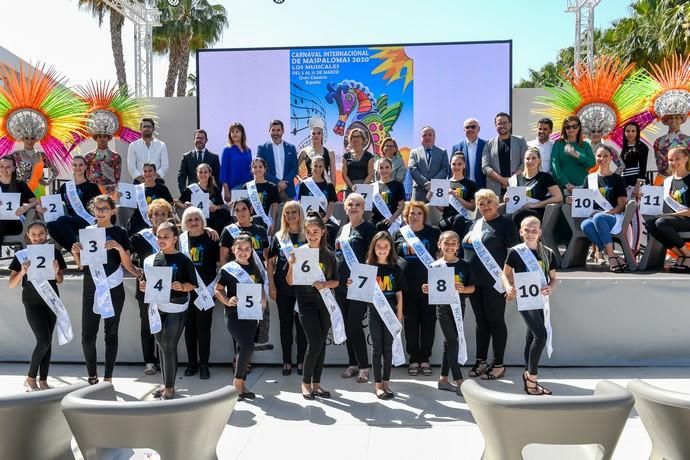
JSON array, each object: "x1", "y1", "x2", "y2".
[{"x1": 2, "y1": 363, "x2": 689, "y2": 459}]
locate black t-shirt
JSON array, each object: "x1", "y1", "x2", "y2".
[
  {"x1": 298, "y1": 179, "x2": 337, "y2": 204},
  {"x1": 371, "y1": 180, "x2": 405, "y2": 223},
  {"x1": 219, "y1": 224, "x2": 269, "y2": 262},
  {"x1": 179, "y1": 183, "x2": 224, "y2": 206},
  {"x1": 10, "y1": 248, "x2": 67, "y2": 304},
  {"x1": 335, "y1": 220, "x2": 377, "y2": 291},
  {"x1": 241, "y1": 180, "x2": 280, "y2": 216},
  {"x1": 344, "y1": 151, "x2": 374, "y2": 182},
  {"x1": 0, "y1": 180, "x2": 35, "y2": 204},
  {"x1": 148, "y1": 251, "x2": 198, "y2": 304},
  {"x1": 184, "y1": 232, "x2": 220, "y2": 285},
  {"x1": 130, "y1": 230, "x2": 158, "y2": 267},
  {"x1": 374, "y1": 262, "x2": 405, "y2": 309},
  {"x1": 585, "y1": 174, "x2": 626, "y2": 210},
  {"x1": 293, "y1": 248, "x2": 337, "y2": 309},
  {"x1": 394, "y1": 225, "x2": 440, "y2": 291},
  {"x1": 429, "y1": 258, "x2": 472, "y2": 307},
  {"x1": 668, "y1": 175, "x2": 690, "y2": 210},
  {"x1": 84, "y1": 225, "x2": 132, "y2": 282},
  {"x1": 514, "y1": 172, "x2": 557, "y2": 202},
  {"x1": 268, "y1": 232, "x2": 307, "y2": 290},
  {"x1": 303, "y1": 147, "x2": 332, "y2": 177},
  {"x1": 127, "y1": 183, "x2": 174, "y2": 232},
  {"x1": 443, "y1": 178, "x2": 477, "y2": 220},
  {"x1": 506, "y1": 246, "x2": 557, "y2": 284},
  {"x1": 463, "y1": 216, "x2": 520, "y2": 287},
  {"x1": 59, "y1": 181, "x2": 101, "y2": 217},
  {"x1": 498, "y1": 139, "x2": 511, "y2": 178}
]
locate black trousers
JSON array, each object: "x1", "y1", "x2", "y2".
[
  {"x1": 645, "y1": 215, "x2": 690, "y2": 250},
  {"x1": 403, "y1": 290, "x2": 436, "y2": 364},
  {"x1": 368, "y1": 305, "x2": 393, "y2": 383},
  {"x1": 0, "y1": 220, "x2": 22, "y2": 252},
  {"x1": 512, "y1": 207, "x2": 545, "y2": 229},
  {"x1": 298, "y1": 305, "x2": 330, "y2": 384},
  {"x1": 439, "y1": 214, "x2": 472, "y2": 240},
  {"x1": 520, "y1": 309, "x2": 547, "y2": 375},
  {"x1": 82, "y1": 284, "x2": 125, "y2": 378},
  {"x1": 469, "y1": 286, "x2": 507, "y2": 366},
  {"x1": 24, "y1": 300, "x2": 56, "y2": 380},
  {"x1": 336, "y1": 292, "x2": 369, "y2": 368},
  {"x1": 136, "y1": 294, "x2": 158, "y2": 364},
  {"x1": 225, "y1": 311, "x2": 257, "y2": 380},
  {"x1": 208, "y1": 208, "x2": 232, "y2": 236},
  {"x1": 47, "y1": 214, "x2": 88, "y2": 250},
  {"x1": 155, "y1": 310, "x2": 187, "y2": 388},
  {"x1": 276, "y1": 288, "x2": 306, "y2": 365},
  {"x1": 184, "y1": 293, "x2": 214, "y2": 365},
  {"x1": 438, "y1": 304, "x2": 464, "y2": 380}
]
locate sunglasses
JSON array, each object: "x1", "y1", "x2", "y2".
[
  {"x1": 464, "y1": 125, "x2": 477, "y2": 129},
  {"x1": 564, "y1": 124, "x2": 579, "y2": 130},
  {"x1": 589, "y1": 130, "x2": 602, "y2": 134}
]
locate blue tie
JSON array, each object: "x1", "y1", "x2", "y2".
[{"x1": 425, "y1": 149, "x2": 432, "y2": 164}]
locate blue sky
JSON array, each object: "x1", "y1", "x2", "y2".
[{"x1": 0, "y1": 0, "x2": 630, "y2": 95}]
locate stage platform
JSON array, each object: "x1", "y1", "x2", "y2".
[{"x1": 1, "y1": 267, "x2": 688, "y2": 367}]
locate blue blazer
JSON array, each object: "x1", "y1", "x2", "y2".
[
  {"x1": 256, "y1": 141, "x2": 298, "y2": 198},
  {"x1": 451, "y1": 138, "x2": 486, "y2": 188}
]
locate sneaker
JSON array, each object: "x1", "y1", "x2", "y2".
[
  {"x1": 144, "y1": 363, "x2": 156, "y2": 375},
  {"x1": 199, "y1": 365, "x2": 210, "y2": 380}
]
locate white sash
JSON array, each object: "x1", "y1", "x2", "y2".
[
  {"x1": 89, "y1": 264, "x2": 123, "y2": 319},
  {"x1": 587, "y1": 173, "x2": 624, "y2": 234},
  {"x1": 372, "y1": 182, "x2": 403, "y2": 235},
  {"x1": 188, "y1": 183, "x2": 202, "y2": 194},
  {"x1": 663, "y1": 176, "x2": 689, "y2": 213},
  {"x1": 513, "y1": 243, "x2": 553, "y2": 357},
  {"x1": 15, "y1": 250, "x2": 73, "y2": 345},
  {"x1": 469, "y1": 219, "x2": 505, "y2": 293},
  {"x1": 135, "y1": 184, "x2": 153, "y2": 227},
  {"x1": 247, "y1": 180, "x2": 273, "y2": 227},
  {"x1": 399, "y1": 225, "x2": 436, "y2": 267},
  {"x1": 431, "y1": 258, "x2": 468, "y2": 364},
  {"x1": 277, "y1": 231, "x2": 297, "y2": 260},
  {"x1": 138, "y1": 228, "x2": 159, "y2": 253},
  {"x1": 141, "y1": 256, "x2": 162, "y2": 332},
  {"x1": 221, "y1": 260, "x2": 264, "y2": 321},
  {"x1": 339, "y1": 224, "x2": 404, "y2": 365},
  {"x1": 303, "y1": 178, "x2": 340, "y2": 225},
  {"x1": 310, "y1": 254, "x2": 347, "y2": 345},
  {"x1": 179, "y1": 231, "x2": 216, "y2": 311},
  {"x1": 225, "y1": 224, "x2": 270, "y2": 298},
  {"x1": 449, "y1": 194, "x2": 473, "y2": 221},
  {"x1": 65, "y1": 181, "x2": 96, "y2": 225}
]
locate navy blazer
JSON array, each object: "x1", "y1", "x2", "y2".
[
  {"x1": 451, "y1": 138, "x2": 486, "y2": 188},
  {"x1": 256, "y1": 141, "x2": 298, "y2": 198}
]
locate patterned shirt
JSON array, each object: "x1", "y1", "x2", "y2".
[{"x1": 653, "y1": 132, "x2": 690, "y2": 177}]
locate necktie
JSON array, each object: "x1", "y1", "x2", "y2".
[
  {"x1": 197, "y1": 151, "x2": 202, "y2": 163},
  {"x1": 425, "y1": 149, "x2": 432, "y2": 164}
]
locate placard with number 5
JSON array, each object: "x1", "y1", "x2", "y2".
[
  {"x1": 78, "y1": 227, "x2": 107, "y2": 266},
  {"x1": 27, "y1": 243, "x2": 55, "y2": 281},
  {"x1": 428, "y1": 266, "x2": 456, "y2": 304},
  {"x1": 514, "y1": 271, "x2": 544, "y2": 311},
  {"x1": 237, "y1": 283, "x2": 263, "y2": 320},
  {"x1": 292, "y1": 246, "x2": 320, "y2": 285},
  {"x1": 346, "y1": 263, "x2": 377, "y2": 302},
  {"x1": 144, "y1": 266, "x2": 172, "y2": 304}
]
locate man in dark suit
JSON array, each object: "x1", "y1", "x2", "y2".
[
  {"x1": 481, "y1": 112, "x2": 528, "y2": 196},
  {"x1": 177, "y1": 128, "x2": 220, "y2": 194},
  {"x1": 256, "y1": 120, "x2": 298, "y2": 200},
  {"x1": 408, "y1": 126, "x2": 450, "y2": 202},
  {"x1": 451, "y1": 118, "x2": 487, "y2": 188}
]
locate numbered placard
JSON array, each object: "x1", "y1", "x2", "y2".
[
  {"x1": 429, "y1": 179, "x2": 450, "y2": 206},
  {"x1": 300, "y1": 196, "x2": 321, "y2": 215},
  {"x1": 571, "y1": 188, "x2": 595, "y2": 218},
  {"x1": 346, "y1": 263, "x2": 377, "y2": 303},
  {"x1": 355, "y1": 183, "x2": 374, "y2": 211},
  {"x1": 78, "y1": 227, "x2": 107, "y2": 266},
  {"x1": 191, "y1": 190, "x2": 210, "y2": 218},
  {"x1": 117, "y1": 183, "x2": 137, "y2": 208},
  {"x1": 640, "y1": 185, "x2": 664, "y2": 216},
  {"x1": 236, "y1": 283, "x2": 263, "y2": 320},
  {"x1": 0, "y1": 192, "x2": 21, "y2": 220},
  {"x1": 40, "y1": 194, "x2": 65, "y2": 223},
  {"x1": 514, "y1": 271, "x2": 545, "y2": 311},
  {"x1": 144, "y1": 266, "x2": 172, "y2": 304},
  {"x1": 428, "y1": 266, "x2": 457, "y2": 305},
  {"x1": 292, "y1": 246, "x2": 320, "y2": 285},
  {"x1": 506, "y1": 186, "x2": 527, "y2": 214},
  {"x1": 231, "y1": 189, "x2": 249, "y2": 202},
  {"x1": 27, "y1": 244, "x2": 55, "y2": 281}
]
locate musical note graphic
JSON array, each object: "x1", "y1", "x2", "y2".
[{"x1": 290, "y1": 82, "x2": 328, "y2": 151}]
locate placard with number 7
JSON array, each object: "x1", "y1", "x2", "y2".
[{"x1": 346, "y1": 262, "x2": 377, "y2": 302}]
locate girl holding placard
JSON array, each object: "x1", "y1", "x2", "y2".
[
  {"x1": 423, "y1": 230, "x2": 474, "y2": 395},
  {"x1": 0, "y1": 157, "x2": 37, "y2": 253},
  {"x1": 336, "y1": 193, "x2": 376, "y2": 382},
  {"x1": 9, "y1": 222, "x2": 67, "y2": 391},
  {"x1": 267, "y1": 201, "x2": 307, "y2": 376},
  {"x1": 127, "y1": 163, "x2": 174, "y2": 236},
  {"x1": 370, "y1": 157, "x2": 406, "y2": 232},
  {"x1": 72, "y1": 195, "x2": 137, "y2": 385},
  {"x1": 297, "y1": 156, "x2": 337, "y2": 223},
  {"x1": 644, "y1": 146, "x2": 690, "y2": 272},
  {"x1": 578, "y1": 145, "x2": 629, "y2": 272},
  {"x1": 438, "y1": 153, "x2": 477, "y2": 242},
  {"x1": 42, "y1": 155, "x2": 101, "y2": 256},
  {"x1": 220, "y1": 198, "x2": 269, "y2": 265},
  {"x1": 215, "y1": 234, "x2": 264, "y2": 400},
  {"x1": 241, "y1": 158, "x2": 280, "y2": 233},
  {"x1": 502, "y1": 216, "x2": 557, "y2": 395},
  {"x1": 139, "y1": 221, "x2": 198, "y2": 400},
  {"x1": 462, "y1": 189, "x2": 520, "y2": 381},
  {"x1": 177, "y1": 163, "x2": 231, "y2": 234},
  {"x1": 287, "y1": 212, "x2": 339, "y2": 400}
]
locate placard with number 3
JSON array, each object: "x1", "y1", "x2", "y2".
[{"x1": 78, "y1": 227, "x2": 107, "y2": 266}]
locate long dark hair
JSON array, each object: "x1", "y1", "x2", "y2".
[
  {"x1": 196, "y1": 163, "x2": 218, "y2": 199},
  {"x1": 232, "y1": 232, "x2": 260, "y2": 274},
  {"x1": 304, "y1": 211, "x2": 328, "y2": 251},
  {"x1": 0, "y1": 157, "x2": 19, "y2": 191},
  {"x1": 228, "y1": 122, "x2": 248, "y2": 151},
  {"x1": 623, "y1": 121, "x2": 642, "y2": 145},
  {"x1": 366, "y1": 231, "x2": 397, "y2": 265}
]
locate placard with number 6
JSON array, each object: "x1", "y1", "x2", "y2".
[
  {"x1": 640, "y1": 185, "x2": 664, "y2": 216},
  {"x1": 78, "y1": 227, "x2": 107, "y2": 266},
  {"x1": 427, "y1": 266, "x2": 456, "y2": 305},
  {"x1": 355, "y1": 183, "x2": 374, "y2": 211},
  {"x1": 292, "y1": 246, "x2": 320, "y2": 285},
  {"x1": 429, "y1": 179, "x2": 449, "y2": 206},
  {"x1": 571, "y1": 188, "x2": 595, "y2": 218},
  {"x1": 27, "y1": 244, "x2": 55, "y2": 281},
  {"x1": 117, "y1": 183, "x2": 137, "y2": 208},
  {"x1": 514, "y1": 271, "x2": 544, "y2": 311},
  {"x1": 191, "y1": 190, "x2": 210, "y2": 218},
  {"x1": 144, "y1": 266, "x2": 172, "y2": 304},
  {"x1": 300, "y1": 196, "x2": 321, "y2": 215},
  {"x1": 237, "y1": 283, "x2": 263, "y2": 320},
  {"x1": 346, "y1": 262, "x2": 377, "y2": 303},
  {"x1": 506, "y1": 186, "x2": 527, "y2": 214},
  {"x1": 40, "y1": 194, "x2": 65, "y2": 223},
  {"x1": 0, "y1": 192, "x2": 21, "y2": 220}
]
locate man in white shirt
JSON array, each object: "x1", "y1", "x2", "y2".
[
  {"x1": 127, "y1": 118, "x2": 169, "y2": 183},
  {"x1": 528, "y1": 118, "x2": 554, "y2": 173}
]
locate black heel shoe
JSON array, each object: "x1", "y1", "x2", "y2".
[{"x1": 302, "y1": 391, "x2": 315, "y2": 400}]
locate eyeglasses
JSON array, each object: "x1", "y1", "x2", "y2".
[
  {"x1": 464, "y1": 125, "x2": 477, "y2": 130},
  {"x1": 564, "y1": 124, "x2": 579, "y2": 130},
  {"x1": 589, "y1": 130, "x2": 602, "y2": 134},
  {"x1": 94, "y1": 206, "x2": 112, "y2": 212}
]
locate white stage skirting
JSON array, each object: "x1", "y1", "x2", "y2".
[{"x1": 0, "y1": 271, "x2": 688, "y2": 367}]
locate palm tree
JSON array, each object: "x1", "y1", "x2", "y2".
[
  {"x1": 77, "y1": 0, "x2": 128, "y2": 92},
  {"x1": 153, "y1": 0, "x2": 228, "y2": 97}
]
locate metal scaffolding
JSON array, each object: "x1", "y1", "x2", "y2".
[{"x1": 565, "y1": 0, "x2": 601, "y2": 73}]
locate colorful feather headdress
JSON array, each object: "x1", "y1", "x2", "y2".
[
  {"x1": 0, "y1": 63, "x2": 88, "y2": 163},
  {"x1": 534, "y1": 55, "x2": 657, "y2": 147},
  {"x1": 76, "y1": 81, "x2": 151, "y2": 143},
  {"x1": 647, "y1": 54, "x2": 690, "y2": 123}
]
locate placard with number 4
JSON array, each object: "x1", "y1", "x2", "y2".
[{"x1": 144, "y1": 266, "x2": 172, "y2": 304}]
